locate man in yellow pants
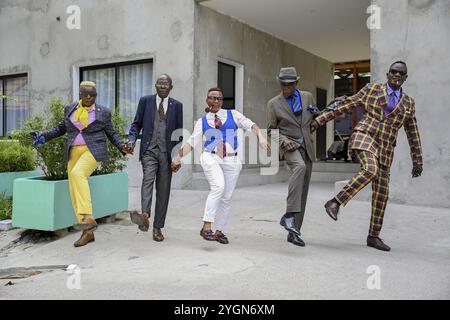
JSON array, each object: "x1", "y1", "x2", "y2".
[{"x1": 34, "y1": 81, "x2": 132, "y2": 247}]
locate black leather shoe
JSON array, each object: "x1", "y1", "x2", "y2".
[
  {"x1": 324, "y1": 199, "x2": 340, "y2": 221},
  {"x1": 367, "y1": 236, "x2": 391, "y2": 252},
  {"x1": 287, "y1": 233, "x2": 305, "y2": 247},
  {"x1": 280, "y1": 214, "x2": 301, "y2": 236}
]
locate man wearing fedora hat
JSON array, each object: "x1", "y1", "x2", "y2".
[{"x1": 267, "y1": 67, "x2": 319, "y2": 247}]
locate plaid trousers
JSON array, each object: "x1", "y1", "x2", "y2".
[{"x1": 336, "y1": 151, "x2": 390, "y2": 237}]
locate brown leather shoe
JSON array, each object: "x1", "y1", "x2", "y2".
[
  {"x1": 367, "y1": 236, "x2": 391, "y2": 252},
  {"x1": 73, "y1": 216, "x2": 98, "y2": 231},
  {"x1": 153, "y1": 228, "x2": 164, "y2": 242},
  {"x1": 74, "y1": 230, "x2": 95, "y2": 247},
  {"x1": 130, "y1": 211, "x2": 150, "y2": 232},
  {"x1": 214, "y1": 230, "x2": 229, "y2": 244},
  {"x1": 324, "y1": 198, "x2": 340, "y2": 221},
  {"x1": 200, "y1": 228, "x2": 216, "y2": 241}
]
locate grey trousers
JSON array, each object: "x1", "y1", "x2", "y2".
[
  {"x1": 284, "y1": 147, "x2": 313, "y2": 230},
  {"x1": 141, "y1": 147, "x2": 172, "y2": 229}
]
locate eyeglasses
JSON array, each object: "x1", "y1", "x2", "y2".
[
  {"x1": 207, "y1": 96, "x2": 224, "y2": 102},
  {"x1": 80, "y1": 93, "x2": 97, "y2": 98},
  {"x1": 389, "y1": 69, "x2": 407, "y2": 76}
]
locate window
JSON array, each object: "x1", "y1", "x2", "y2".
[
  {"x1": 0, "y1": 74, "x2": 29, "y2": 137},
  {"x1": 218, "y1": 62, "x2": 236, "y2": 109},
  {"x1": 80, "y1": 60, "x2": 153, "y2": 129}
]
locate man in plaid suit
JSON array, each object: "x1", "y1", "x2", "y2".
[{"x1": 311, "y1": 61, "x2": 423, "y2": 251}]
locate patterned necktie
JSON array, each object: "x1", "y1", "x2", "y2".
[
  {"x1": 214, "y1": 114, "x2": 226, "y2": 159},
  {"x1": 159, "y1": 98, "x2": 165, "y2": 120},
  {"x1": 291, "y1": 95, "x2": 302, "y2": 113},
  {"x1": 385, "y1": 92, "x2": 397, "y2": 116}
]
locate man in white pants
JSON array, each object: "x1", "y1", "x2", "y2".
[{"x1": 171, "y1": 87, "x2": 269, "y2": 244}]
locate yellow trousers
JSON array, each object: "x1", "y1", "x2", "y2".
[{"x1": 67, "y1": 145, "x2": 100, "y2": 222}]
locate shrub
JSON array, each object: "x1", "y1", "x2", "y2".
[
  {"x1": 0, "y1": 194, "x2": 13, "y2": 220},
  {"x1": 12, "y1": 98, "x2": 130, "y2": 180},
  {"x1": 0, "y1": 141, "x2": 36, "y2": 173}
]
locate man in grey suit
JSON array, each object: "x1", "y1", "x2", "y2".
[
  {"x1": 127, "y1": 74, "x2": 183, "y2": 242},
  {"x1": 267, "y1": 67, "x2": 319, "y2": 247}
]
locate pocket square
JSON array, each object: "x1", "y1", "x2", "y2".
[{"x1": 307, "y1": 104, "x2": 319, "y2": 113}]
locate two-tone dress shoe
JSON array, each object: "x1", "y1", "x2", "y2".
[
  {"x1": 287, "y1": 232, "x2": 305, "y2": 247},
  {"x1": 153, "y1": 228, "x2": 164, "y2": 242},
  {"x1": 130, "y1": 211, "x2": 150, "y2": 232},
  {"x1": 280, "y1": 214, "x2": 301, "y2": 236}
]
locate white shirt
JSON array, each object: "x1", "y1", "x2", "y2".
[
  {"x1": 187, "y1": 108, "x2": 255, "y2": 153},
  {"x1": 156, "y1": 95, "x2": 169, "y2": 115}
]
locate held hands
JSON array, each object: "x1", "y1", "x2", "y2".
[
  {"x1": 121, "y1": 140, "x2": 135, "y2": 155},
  {"x1": 171, "y1": 156, "x2": 182, "y2": 173},
  {"x1": 412, "y1": 165, "x2": 423, "y2": 178},
  {"x1": 310, "y1": 120, "x2": 320, "y2": 133},
  {"x1": 258, "y1": 136, "x2": 271, "y2": 151},
  {"x1": 284, "y1": 140, "x2": 297, "y2": 152},
  {"x1": 30, "y1": 130, "x2": 45, "y2": 148}
]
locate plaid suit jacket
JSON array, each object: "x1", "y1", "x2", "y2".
[
  {"x1": 315, "y1": 82, "x2": 423, "y2": 168},
  {"x1": 43, "y1": 103, "x2": 126, "y2": 162}
]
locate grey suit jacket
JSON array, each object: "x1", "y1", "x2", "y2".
[
  {"x1": 43, "y1": 103, "x2": 126, "y2": 162},
  {"x1": 267, "y1": 92, "x2": 318, "y2": 161}
]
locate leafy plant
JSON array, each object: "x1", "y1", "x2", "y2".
[
  {"x1": 12, "y1": 98, "x2": 130, "y2": 180},
  {"x1": 0, "y1": 194, "x2": 13, "y2": 221},
  {"x1": 0, "y1": 141, "x2": 36, "y2": 172}
]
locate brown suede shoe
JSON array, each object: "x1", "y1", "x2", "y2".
[
  {"x1": 130, "y1": 211, "x2": 150, "y2": 232},
  {"x1": 73, "y1": 216, "x2": 98, "y2": 231},
  {"x1": 324, "y1": 199, "x2": 340, "y2": 221},
  {"x1": 153, "y1": 228, "x2": 164, "y2": 242},
  {"x1": 74, "y1": 230, "x2": 95, "y2": 247},
  {"x1": 367, "y1": 236, "x2": 391, "y2": 252}
]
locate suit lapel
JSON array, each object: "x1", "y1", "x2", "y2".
[
  {"x1": 277, "y1": 94, "x2": 301, "y2": 126},
  {"x1": 300, "y1": 91, "x2": 312, "y2": 126}
]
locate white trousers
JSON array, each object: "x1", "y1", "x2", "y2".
[{"x1": 200, "y1": 152, "x2": 242, "y2": 232}]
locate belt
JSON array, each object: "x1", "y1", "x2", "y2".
[{"x1": 208, "y1": 150, "x2": 238, "y2": 157}]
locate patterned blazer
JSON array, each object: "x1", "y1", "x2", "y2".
[
  {"x1": 267, "y1": 91, "x2": 319, "y2": 161},
  {"x1": 315, "y1": 82, "x2": 423, "y2": 168},
  {"x1": 43, "y1": 103, "x2": 126, "y2": 162}
]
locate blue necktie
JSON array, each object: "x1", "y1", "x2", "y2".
[
  {"x1": 292, "y1": 95, "x2": 302, "y2": 113},
  {"x1": 385, "y1": 92, "x2": 397, "y2": 116}
]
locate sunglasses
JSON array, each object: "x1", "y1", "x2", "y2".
[
  {"x1": 389, "y1": 69, "x2": 407, "y2": 76},
  {"x1": 207, "y1": 96, "x2": 224, "y2": 102},
  {"x1": 80, "y1": 93, "x2": 97, "y2": 98}
]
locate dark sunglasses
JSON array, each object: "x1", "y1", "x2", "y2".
[
  {"x1": 207, "y1": 96, "x2": 223, "y2": 102},
  {"x1": 389, "y1": 69, "x2": 407, "y2": 76},
  {"x1": 80, "y1": 93, "x2": 97, "y2": 98}
]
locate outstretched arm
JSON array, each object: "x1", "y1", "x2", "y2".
[
  {"x1": 313, "y1": 84, "x2": 371, "y2": 130},
  {"x1": 251, "y1": 123, "x2": 270, "y2": 151},
  {"x1": 404, "y1": 101, "x2": 423, "y2": 178}
]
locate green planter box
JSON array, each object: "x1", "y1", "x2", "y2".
[
  {"x1": 0, "y1": 171, "x2": 41, "y2": 198},
  {"x1": 12, "y1": 172, "x2": 128, "y2": 231}
]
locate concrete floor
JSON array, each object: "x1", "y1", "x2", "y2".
[{"x1": 0, "y1": 182, "x2": 449, "y2": 300}]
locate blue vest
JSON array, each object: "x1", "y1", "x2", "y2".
[{"x1": 202, "y1": 110, "x2": 238, "y2": 152}]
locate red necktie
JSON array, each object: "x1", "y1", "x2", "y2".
[{"x1": 214, "y1": 114, "x2": 226, "y2": 159}]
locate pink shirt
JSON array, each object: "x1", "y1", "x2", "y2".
[{"x1": 70, "y1": 105, "x2": 96, "y2": 146}]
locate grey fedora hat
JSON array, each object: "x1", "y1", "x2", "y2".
[{"x1": 277, "y1": 67, "x2": 300, "y2": 83}]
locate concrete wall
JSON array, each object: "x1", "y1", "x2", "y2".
[
  {"x1": 0, "y1": 0, "x2": 196, "y2": 188},
  {"x1": 371, "y1": 0, "x2": 450, "y2": 208},
  {"x1": 193, "y1": 5, "x2": 335, "y2": 173}
]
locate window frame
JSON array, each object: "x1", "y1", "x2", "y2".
[
  {"x1": 0, "y1": 73, "x2": 28, "y2": 137},
  {"x1": 79, "y1": 59, "x2": 153, "y2": 114},
  {"x1": 217, "y1": 61, "x2": 236, "y2": 110}
]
